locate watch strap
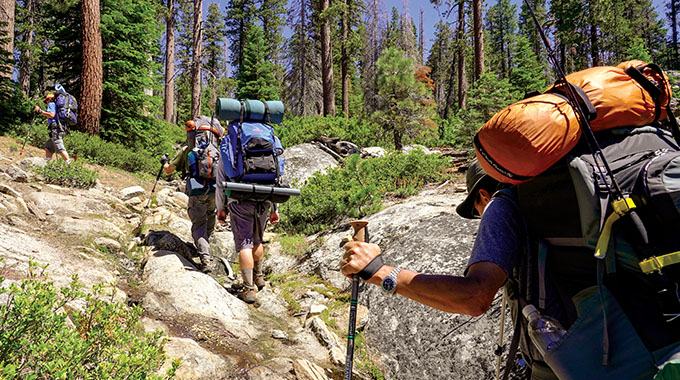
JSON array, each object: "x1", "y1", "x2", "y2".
[
  {"x1": 382, "y1": 267, "x2": 402, "y2": 294},
  {"x1": 358, "y1": 254, "x2": 384, "y2": 280}
]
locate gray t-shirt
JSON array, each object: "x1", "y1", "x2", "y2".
[{"x1": 466, "y1": 191, "x2": 568, "y2": 326}]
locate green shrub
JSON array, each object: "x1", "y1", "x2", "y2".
[
  {"x1": 278, "y1": 149, "x2": 453, "y2": 235},
  {"x1": 276, "y1": 116, "x2": 386, "y2": 148},
  {"x1": 0, "y1": 262, "x2": 178, "y2": 379},
  {"x1": 33, "y1": 159, "x2": 99, "y2": 189}
]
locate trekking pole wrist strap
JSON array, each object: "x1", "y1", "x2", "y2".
[{"x1": 358, "y1": 254, "x2": 384, "y2": 281}]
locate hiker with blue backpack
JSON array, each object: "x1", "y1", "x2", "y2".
[
  {"x1": 214, "y1": 99, "x2": 296, "y2": 304},
  {"x1": 34, "y1": 84, "x2": 76, "y2": 164},
  {"x1": 162, "y1": 115, "x2": 224, "y2": 274}
]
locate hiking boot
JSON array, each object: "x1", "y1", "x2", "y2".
[
  {"x1": 237, "y1": 285, "x2": 258, "y2": 304},
  {"x1": 254, "y1": 275, "x2": 266, "y2": 291},
  {"x1": 199, "y1": 255, "x2": 216, "y2": 274}
]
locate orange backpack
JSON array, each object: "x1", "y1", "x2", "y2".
[{"x1": 474, "y1": 60, "x2": 675, "y2": 184}]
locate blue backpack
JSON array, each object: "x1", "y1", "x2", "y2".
[
  {"x1": 220, "y1": 121, "x2": 284, "y2": 184},
  {"x1": 54, "y1": 93, "x2": 78, "y2": 129}
]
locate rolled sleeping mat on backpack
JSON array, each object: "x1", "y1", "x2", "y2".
[
  {"x1": 215, "y1": 99, "x2": 285, "y2": 124},
  {"x1": 223, "y1": 181, "x2": 300, "y2": 203}
]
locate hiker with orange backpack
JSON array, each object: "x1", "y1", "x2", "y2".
[{"x1": 162, "y1": 116, "x2": 224, "y2": 274}]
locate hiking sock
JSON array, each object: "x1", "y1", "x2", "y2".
[
  {"x1": 254, "y1": 260, "x2": 263, "y2": 276},
  {"x1": 65, "y1": 159, "x2": 71, "y2": 165},
  {"x1": 241, "y1": 268, "x2": 254, "y2": 288}
]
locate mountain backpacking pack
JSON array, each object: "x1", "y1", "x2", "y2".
[
  {"x1": 54, "y1": 92, "x2": 78, "y2": 130},
  {"x1": 495, "y1": 125, "x2": 680, "y2": 380},
  {"x1": 220, "y1": 121, "x2": 284, "y2": 186},
  {"x1": 185, "y1": 115, "x2": 224, "y2": 196},
  {"x1": 475, "y1": 60, "x2": 677, "y2": 185}
]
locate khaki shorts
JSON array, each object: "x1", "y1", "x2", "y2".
[
  {"x1": 228, "y1": 201, "x2": 271, "y2": 251},
  {"x1": 44, "y1": 129, "x2": 66, "y2": 154}
]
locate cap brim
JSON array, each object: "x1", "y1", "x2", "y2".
[{"x1": 455, "y1": 176, "x2": 485, "y2": 219}]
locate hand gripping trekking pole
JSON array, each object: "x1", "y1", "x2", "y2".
[
  {"x1": 345, "y1": 220, "x2": 368, "y2": 380},
  {"x1": 20, "y1": 113, "x2": 38, "y2": 155}
]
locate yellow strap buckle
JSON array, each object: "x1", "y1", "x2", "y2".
[
  {"x1": 639, "y1": 251, "x2": 680, "y2": 274},
  {"x1": 611, "y1": 197, "x2": 637, "y2": 216}
]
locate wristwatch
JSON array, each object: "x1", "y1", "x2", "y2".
[{"x1": 381, "y1": 267, "x2": 402, "y2": 295}]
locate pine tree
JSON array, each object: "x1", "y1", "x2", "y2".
[
  {"x1": 237, "y1": 24, "x2": 279, "y2": 100},
  {"x1": 203, "y1": 3, "x2": 227, "y2": 110},
  {"x1": 518, "y1": 0, "x2": 547, "y2": 61},
  {"x1": 225, "y1": 0, "x2": 255, "y2": 76},
  {"x1": 285, "y1": 0, "x2": 322, "y2": 116},
  {"x1": 373, "y1": 47, "x2": 435, "y2": 150},
  {"x1": 316, "y1": 0, "x2": 335, "y2": 115},
  {"x1": 15, "y1": 0, "x2": 39, "y2": 96},
  {"x1": 426, "y1": 21, "x2": 455, "y2": 117},
  {"x1": 164, "y1": 0, "x2": 177, "y2": 123},
  {"x1": 485, "y1": 0, "x2": 517, "y2": 79},
  {"x1": 361, "y1": 0, "x2": 380, "y2": 113},
  {"x1": 510, "y1": 34, "x2": 547, "y2": 94},
  {"x1": 100, "y1": 0, "x2": 163, "y2": 144},
  {"x1": 175, "y1": 0, "x2": 194, "y2": 123}
]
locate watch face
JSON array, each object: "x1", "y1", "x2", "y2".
[{"x1": 382, "y1": 277, "x2": 397, "y2": 293}]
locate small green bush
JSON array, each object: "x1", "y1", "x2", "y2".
[
  {"x1": 33, "y1": 159, "x2": 99, "y2": 189},
  {"x1": 0, "y1": 262, "x2": 178, "y2": 379},
  {"x1": 276, "y1": 115, "x2": 386, "y2": 148},
  {"x1": 278, "y1": 149, "x2": 453, "y2": 235}
]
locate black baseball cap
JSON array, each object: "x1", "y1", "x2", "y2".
[{"x1": 456, "y1": 159, "x2": 491, "y2": 219}]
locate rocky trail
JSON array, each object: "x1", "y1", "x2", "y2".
[{"x1": 0, "y1": 135, "x2": 512, "y2": 380}]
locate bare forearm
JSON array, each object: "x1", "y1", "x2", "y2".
[{"x1": 367, "y1": 266, "x2": 499, "y2": 316}]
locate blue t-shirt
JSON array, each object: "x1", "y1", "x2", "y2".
[
  {"x1": 466, "y1": 191, "x2": 568, "y2": 325},
  {"x1": 46, "y1": 102, "x2": 56, "y2": 127}
]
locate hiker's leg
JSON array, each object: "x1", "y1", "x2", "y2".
[
  {"x1": 187, "y1": 196, "x2": 210, "y2": 257},
  {"x1": 229, "y1": 201, "x2": 257, "y2": 286},
  {"x1": 53, "y1": 133, "x2": 70, "y2": 162},
  {"x1": 205, "y1": 194, "x2": 217, "y2": 241},
  {"x1": 252, "y1": 202, "x2": 270, "y2": 289},
  {"x1": 43, "y1": 138, "x2": 55, "y2": 159}
]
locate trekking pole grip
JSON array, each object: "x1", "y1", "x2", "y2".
[{"x1": 345, "y1": 220, "x2": 368, "y2": 380}]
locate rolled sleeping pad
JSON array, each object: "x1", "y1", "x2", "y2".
[
  {"x1": 215, "y1": 99, "x2": 285, "y2": 124},
  {"x1": 223, "y1": 182, "x2": 300, "y2": 203}
]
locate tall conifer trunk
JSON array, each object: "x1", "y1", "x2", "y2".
[
  {"x1": 18, "y1": 0, "x2": 34, "y2": 95},
  {"x1": 80, "y1": 0, "x2": 103, "y2": 135},
  {"x1": 341, "y1": 0, "x2": 349, "y2": 118},
  {"x1": 319, "y1": 0, "x2": 335, "y2": 116},
  {"x1": 190, "y1": 0, "x2": 203, "y2": 119},
  {"x1": 0, "y1": 0, "x2": 15, "y2": 79},
  {"x1": 473, "y1": 0, "x2": 484, "y2": 82},
  {"x1": 457, "y1": 0, "x2": 467, "y2": 110},
  {"x1": 164, "y1": 0, "x2": 176, "y2": 123}
]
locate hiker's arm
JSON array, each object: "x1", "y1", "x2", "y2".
[
  {"x1": 35, "y1": 105, "x2": 55, "y2": 119},
  {"x1": 342, "y1": 241, "x2": 506, "y2": 316},
  {"x1": 163, "y1": 163, "x2": 176, "y2": 175}
]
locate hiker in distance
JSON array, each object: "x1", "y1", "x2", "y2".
[
  {"x1": 35, "y1": 88, "x2": 72, "y2": 164},
  {"x1": 162, "y1": 116, "x2": 224, "y2": 274},
  {"x1": 215, "y1": 167, "x2": 280, "y2": 304},
  {"x1": 341, "y1": 159, "x2": 680, "y2": 380}
]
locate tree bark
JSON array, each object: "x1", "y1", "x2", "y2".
[
  {"x1": 164, "y1": 0, "x2": 176, "y2": 123},
  {"x1": 190, "y1": 0, "x2": 203, "y2": 119},
  {"x1": 18, "y1": 0, "x2": 34, "y2": 96},
  {"x1": 670, "y1": 0, "x2": 679, "y2": 67},
  {"x1": 0, "y1": 0, "x2": 15, "y2": 79},
  {"x1": 319, "y1": 0, "x2": 335, "y2": 116},
  {"x1": 299, "y1": 2, "x2": 306, "y2": 115},
  {"x1": 419, "y1": 8, "x2": 424, "y2": 64},
  {"x1": 457, "y1": 0, "x2": 467, "y2": 110},
  {"x1": 80, "y1": 0, "x2": 103, "y2": 135},
  {"x1": 341, "y1": 0, "x2": 349, "y2": 118},
  {"x1": 472, "y1": 0, "x2": 484, "y2": 82}
]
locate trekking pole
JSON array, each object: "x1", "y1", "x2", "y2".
[
  {"x1": 145, "y1": 153, "x2": 169, "y2": 209},
  {"x1": 20, "y1": 113, "x2": 38, "y2": 155},
  {"x1": 345, "y1": 220, "x2": 368, "y2": 380}
]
